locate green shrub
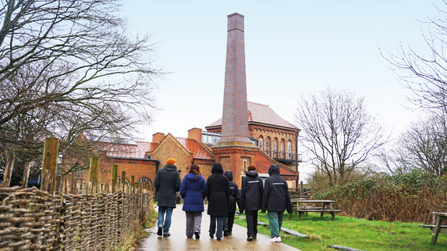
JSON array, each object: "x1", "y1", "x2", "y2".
[{"x1": 312, "y1": 171, "x2": 447, "y2": 223}]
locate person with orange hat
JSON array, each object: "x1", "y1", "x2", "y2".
[{"x1": 154, "y1": 158, "x2": 181, "y2": 237}]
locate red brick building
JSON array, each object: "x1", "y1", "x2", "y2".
[{"x1": 65, "y1": 13, "x2": 300, "y2": 190}]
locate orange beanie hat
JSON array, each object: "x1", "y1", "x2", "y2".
[{"x1": 167, "y1": 158, "x2": 176, "y2": 165}]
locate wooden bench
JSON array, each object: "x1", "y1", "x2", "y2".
[
  {"x1": 290, "y1": 199, "x2": 342, "y2": 220},
  {"x1": 420, "y1": 212, "x2": 447, "y2": 244}
]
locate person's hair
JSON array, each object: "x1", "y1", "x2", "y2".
[
  {"x1": 189, "y1": 164, "x2": 201, "y2": 181},
  {"x1": 248, "y1": 165, "x2": 256, "y2": 171}
]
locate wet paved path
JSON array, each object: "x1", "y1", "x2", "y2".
[{"x1": 138, "y1": 205, "x2": 301, "y2": 251}]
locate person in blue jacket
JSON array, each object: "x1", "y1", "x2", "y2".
[{"x1": 180, "y1": 164, "x2": 207, "y2": 239}]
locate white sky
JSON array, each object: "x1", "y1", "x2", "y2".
[{"x1": 121, "y1": 0, "x2": 440, "y2": 181}]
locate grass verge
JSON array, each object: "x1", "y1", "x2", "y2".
[
  {"x1": 234, "y1": 212, "x2": 447, "y2": 251},
  {"x1": 113, "y1": 208, "x2": 158, "y2": 251}
]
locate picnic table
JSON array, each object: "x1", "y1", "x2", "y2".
[
  {"x1": 289, "y1": 198, "x2": 342, "y2": 221},
  {"x1": 419, "y1": 212, "x2": 447, "y2": 244}
]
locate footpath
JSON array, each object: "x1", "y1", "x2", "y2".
[{"x1": 138, "y1": 205, "x2": 302, "y2": 251}]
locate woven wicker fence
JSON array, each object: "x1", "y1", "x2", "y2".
[{"x1": 0, "y1": 185, "x2": 153, "y2": 250}]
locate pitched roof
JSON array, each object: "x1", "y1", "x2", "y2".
[
  {"x1": 207, "y1": 101, "x2": 298, "y2": 129},
  {"x1": 94, "y1": 141, "x2": 156, "y2": 159},
  {"x1": 176, "y1": 137, "x2": 214, "y2": 160}
]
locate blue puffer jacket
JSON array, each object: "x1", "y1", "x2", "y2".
[{"x1": 180, "y1": 173, "x2": 206, "y2": 212}]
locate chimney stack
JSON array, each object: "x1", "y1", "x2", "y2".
[{"x1": 217, "y1": 13, "x2": 252, "y2": 146}]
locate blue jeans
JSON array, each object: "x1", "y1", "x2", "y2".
[{"x1": 158, "y1": 207, "x2": 173, "y2": 233}]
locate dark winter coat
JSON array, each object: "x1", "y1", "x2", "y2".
[
  {"x1": 224, "y1": 170, "x2": 241, "y2": 213},
  {"x1": 154, "y1": 164, "x2": 181, "y2": 208},
  {"x1": 206, "y1": 163, "x2": 230, "y2": 217},
  {"x1": 180, "y1": 173, "x2": 206, "y2": 212},
  {"x1": 241, "y1": 170, "x2": 263, "y2": 211},
  {"x1": 261, "y1": 164, "x2": 293, "y2": 213}
]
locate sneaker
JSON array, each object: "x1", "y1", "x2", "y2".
[
  {"x1": 163, "y1": 232, "x2": 171, "y2": 237},
  {"x1": 217, "y1": 236, "x2": 222, "y2": 241},
  {"x1": 270, "y1": 236, "x2": 281, "y2": 243},
  {"x1": 195, "y1": 232, "x2": 200, "y2": 239},
  {"x1": 247, "y1": 236, "x2": 253, "y2": 241},
  {"x1": 157, "y1": 226, "x2": 163, "y2": 236},
  {"x1": 224, "y1": 229, "x2": 228, "y2": 236},
  {"x1": 227, "y1": 232, "x2": 232, "y2": 236}
]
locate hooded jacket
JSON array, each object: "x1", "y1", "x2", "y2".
[
  {"x1": 241, "y1": 170, "x2": 263, "y2": 211},
  {"x1": 206, "y1": 163, "x2": 230, "y2": 216},
  {"x1": 180, "y1": 173, "x2": 206, "y2": 212},
  {"x1": 224, "y1": 170, "x2": 242, "y2": 213},
  {"x1": 261, "y1": 164, "x2": 293, "y2": 213},
  {"x1": 154, "y1": 164, "x2": 181, "y2": 208}
]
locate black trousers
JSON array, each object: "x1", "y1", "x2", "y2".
[
  {"x1": 209, "y1": 216, "x2": 225, "y2": 238},
  {"x1": 245, "y1": 210, "x2": 258, "y2": 238},
  {"x1": 225, "y1": 212, "x2": 235, "y2": 232}
]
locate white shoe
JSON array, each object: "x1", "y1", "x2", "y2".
[{"x1": 270, "y1": 236, "x2": 281, "y2": 243}]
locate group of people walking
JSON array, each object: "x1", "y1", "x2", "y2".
[{"x1": 154, "y1": 158, "x2": 292, "y2": 243}]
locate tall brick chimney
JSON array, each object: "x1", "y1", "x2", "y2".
[
  {"x1": 217, "y1": 13, "x2": 252, "y2": 146},
  {"x1": 213, "y1": 13, "x2": 257, "y2": 187},
  {"x1": 188, "y1": 128, "x2": 202, "y2": 142}
]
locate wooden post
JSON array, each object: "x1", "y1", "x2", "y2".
[
  {"x1": 2, "y1": 150, "x2": 15, "y2": 187},
  {"x1": 56, "y1": 175, "x2": 62, "y2": 193},
  {"x1": 89, "y1": 157, "x2": 100, "y2": 194},
  {"x1": 130, "y1": 176, "x2": 135, "y2": 193},
  {"x1": 300, "y1": 181, "x2": 304, "y2": 198},
  {"x1": 121, "y1": 171, "x2": 126, "y2": 192},
  {"x1": 41, "y1": 137, "x2": 59, "y2": 193},
  {"x1": 111, "y1": 165, "x2": 118, "y2": 193},
  {"x1": 22, "y1": 162, "x2": 31, "y2": 188}
]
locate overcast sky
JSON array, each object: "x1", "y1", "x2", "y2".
[{"x1": 121, "y1": 0, "x2": 440, "y2": 181}]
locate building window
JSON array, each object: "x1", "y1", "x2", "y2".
[
  {"x1": 273, "y1": 139, "x2": 278, "y2": 158},
  {"x1": 258, "y1": 137, "x2": 263, "y2": 150},
  {"x1": 266, "y1": 137, "x2": 271, "y2": 156},
  {"x1": 287, "y1": 141, "x2": 292, "y2": 160},
  {"x1": 281, "y1": 140, "x2": 285, "y2": 158}
]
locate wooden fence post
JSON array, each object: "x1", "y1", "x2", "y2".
[
  {"x1": 2, "y1": 150, "x2": 15, "y2": 187},
  {"x1": 130, "y1": 176, "x2": 135, "y2": 193},
  {"x1": 22, "y1": 162, "x2": 31, "y2": 188},
  {"x1": 41, "y1": 137, "x2": 59, "y2": 193},
  {"x1": 111, "y1": 165, "x2": 118, "y2": 193},
  {"x1": 89, "y1": 157, "x2": 100, "y2": 194},
  {"x1": 121, "y1": 171, "x2": 126, "y2": 192}
]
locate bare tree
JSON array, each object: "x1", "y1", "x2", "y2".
[
  {"x1": 0, "y1": 0, "x2": 159, "y2": 184},
  {"x1": 384, "y1": 115, "x2": 447, "y2": 176},
  {"x1": 385, "y1": 1, "x2": 447, "y2": 115},
  {"x1": 294, "y1": 87, "x2": 387, "y2": 186}
]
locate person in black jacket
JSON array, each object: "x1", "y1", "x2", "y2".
[
  {"x1": 224, "y1": 170, "x2": 241, "y2": 236},
  {"x1": 261, "y1": 164, "x2": 293, "y2": 243},
  {"x1": 206, "y1": 163, "x2": 229, "y2": 241},
  {"x1": 154, "y1": 158, "x2": 181, "y2": 237},
  {"x1": 241, "y1": 164, "x2": 263, "y2": 241}
]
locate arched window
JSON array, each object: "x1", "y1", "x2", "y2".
[
  {"x1": 273, "y1": 138, "x2": 278, "y2": 158},
  {"x1": 287, "y1": 141, "x2": 292, "y2": 160},
  {"x1": 266, "y1": 137, "x2": 271, "y2": 156},
  {"x1": 138, "y1": 177, "x2": 153, "y2": 190},
  {"x1": 117, "y1": 177, "x2": 130, "y2": 187},
  {"x1": 281, "y1": 140, "x2": 285, "y2": 158},
  {"x1": 258, "y1": 137, "x2": 264, "y2": 150}
]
